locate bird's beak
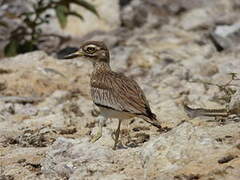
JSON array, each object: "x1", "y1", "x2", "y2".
[{"x1": 62, "y1": 49, "x2": 84, "y2": 59}]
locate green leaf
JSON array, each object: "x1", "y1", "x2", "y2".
[
  {"x1": 4, "y1": 40, "x2": 19, "y2": 57},
  {"x1": 71, "y1": 0, "x2": 99, "y2": 17},
  {"x1": 55, "y1": 5, "x2": 69, "y2": 29},
  {"x1": 18, "y1": 41, "x2": 38, "y2": 54},
  {"x1": 67, "y1": 11, "x2": 84, "y2": 20}
]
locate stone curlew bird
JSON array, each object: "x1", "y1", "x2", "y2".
[{"x1": 62, "y1": 41, "x2": 162, "y2": 149}]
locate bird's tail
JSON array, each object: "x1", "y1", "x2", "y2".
[
  {"x1": 138, "y1": 114, "x2": 162, "y2": 129},
  {"x1": 183, "y1": 103, "x2": 229, "y2": 118}
]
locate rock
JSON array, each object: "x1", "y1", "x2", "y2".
[
  {"x1": 99, "y1": 174, "x2": 131, "y2": 180},
  {"x1": 180, "y1": 8, "x2": 212, "y2": 30},
  {"x1": 0, "y1": 147, "x2": 47, "y2": 180},
  {"x1": 111, "y1": 45, "x2": 135, "y2": 72},
  {"x1": 13, "y1": 103, "x2": 38, "y2": 116},
  {"x1": 119, "y1": 0, "x2": 133, "y2": 8},
  {"x1": 0, "y1": 51, "x2": 90, "y2": 97},
  {"x1": 121, "y1": 0, "x2": 148, "y2": 29},
  {"x1": 38, "y1": 90, "x2": 71, "y2": 108},
  {"x1": 179, "y1": 0, "x2": 239, "y2": 31},
  {"x1": 21, "y1": 113, "x2": 68, "y2": 129},
  {"x1": 211, "y1": 21, "x2": 240, "y2": 50},
  {"x1": 41, "y1": 137, "x2": 114, "y2": 179},
  {"x1": 140, "y1": 122, "x2": 240, "y2": 179},
  {"x1": 120, "y1": 0, "x2": 227, "y2": 30},
  {"x1": 120, "y1": 0, "x2": 170, "y2": 29},
  {"x1": 215, "y1": 22, "x2": 240, "y2": 38},
  {"x1": 229, "y1": 89, "x2": 240, "y2": 114}
]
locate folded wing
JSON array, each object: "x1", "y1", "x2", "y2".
[{"x1": 91, "y1": 71, "x2": 157, "y2": 120}]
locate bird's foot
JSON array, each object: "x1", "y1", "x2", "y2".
[
  {"x1": 111, "y1": 131, "x2": 116, "y2": 141},
  {"x1": 157, "y1": 126, "x2": 172, "y2": 133},
  {"x1": 90, "y1": 132, "x2": 102, "y2": 143},
  {"x1": 111, "y1": 131, "x2": 121, "y2": 150},
  {"x1": 111, "y1": 131, "x2": 118, "y2": 150}
]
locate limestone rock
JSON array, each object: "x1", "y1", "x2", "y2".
[
  {"x1": 41, "y1": 137, "x2": 114, "y2": 179},
  {"x1": 141, "y1": 122, "x2": 240, "y2": 179},
  {"x1": 229, "y1": 89, "x2": 240, "y2": 114},
  {"x1": 0, "y1": 51, "x2": 90, "y2": 97},
  {"x1": 211, "y1": 21, "x2": 240, "y2": 50},
  {"x1": 180, "y1": 8, "x2": 212, "y2": 30}
]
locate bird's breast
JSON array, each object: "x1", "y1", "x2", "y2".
[{"x1": 98, "y1": 106, "x2": 135, "y2": 120}]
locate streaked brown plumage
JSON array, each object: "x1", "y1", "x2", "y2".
[
  {"x1": 62, "y1": 41, "x2": 161, "y2": 149},
  {"x1": 91, "y1": 66, "x2": 157, "y2": 122}
]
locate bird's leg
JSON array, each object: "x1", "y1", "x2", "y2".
[
  {"x1": 90, "y1": 116, "x2": 105, "y2": 143},
  {"x1": 113, "y1": 119, "x2": 122, "y2": 150}
]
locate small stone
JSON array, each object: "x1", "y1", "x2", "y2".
[
  {"x1": 41, "y1": 137, "x2": 114, "y2": 179},
  {"x1": 229, "y1": 89, "x2": 240, "y2": 114},
  {"x1": 180, "y1": 8, "x2": 212, "y2": 30},
  {"x1": 211, "y1": 22, "x2": 240, "y2": 50}
]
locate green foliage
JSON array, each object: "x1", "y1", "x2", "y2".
[
  {"x1": 4, "y1": 40, "x2": 18, "y2": 57},
  {"x1": 72, "y1": 0, "x2": 99, "y2": 17},
  {"x1": 2, "y1": 0, "x2": 98, "y2": 57},
  {"x1": 55, "y1": 5, "x2": 69, "y2": 28}
]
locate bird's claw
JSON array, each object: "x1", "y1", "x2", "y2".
[
  {"x1": 90, "y1": 132, "x2": 102, "y2": 143},
  {"x1": 111, "y1": 131, "x2": 116, "y2": 141}
]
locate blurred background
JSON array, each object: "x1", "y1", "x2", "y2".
[
  {"x1": 1, "y1": 0, "x2": 240, "y2": 57},
  {"x1": 0, "y1": 0, "x2": 240, "y2": 180}
]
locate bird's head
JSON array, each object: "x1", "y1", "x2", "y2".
[{"x1": 62, "y1": 41, "x2": 110, "y2": 63}]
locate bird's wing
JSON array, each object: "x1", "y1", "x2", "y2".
[{"x1": 91, "y1": 71, "x2": 155, "y2": 119}]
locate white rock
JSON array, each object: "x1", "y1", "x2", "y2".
[
  {"x1": 215, "y1": 23, "x2": 240, "y2": 38},
  {"x1": 180, "y1": 8, "x2": 212, "y2": 30},
  {"x1": 141, "y1": 122, "x2": 232, "y2": 177},
  {"x1": 229, "y1": 89, "x2": 240, "y2": 114},
  {"x1": 38, "y1": 90, "x2": 71, "y2": 108},
  {"x1": 99, "y1": 173, "x2": 131, "y2": 180},
  {"x1": 21, "y1": 113, "x2": 68, "y2": 129},
  {"x1": 212, "y1": 21, "x2": 240, "y2": 49},
  {"x1": 41, "y1": 137, "x2": 114, "y2": 179}
]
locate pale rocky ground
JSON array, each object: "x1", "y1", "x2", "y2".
[{"x1": 0, "y1": 0, "x2": 240, "y2": 180}]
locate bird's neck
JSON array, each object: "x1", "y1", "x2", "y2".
[{"x1": 93, "y1": 61, "x2": 111, "y2": 73}]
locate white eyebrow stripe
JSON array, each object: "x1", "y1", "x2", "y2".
[
  {"x1": 85, "y1": 44, "x2": 101, "y2": 50},
  {"x1": 87, "y1": 44, "x2": 97, "y2": 48}
]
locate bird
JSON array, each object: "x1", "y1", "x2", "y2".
[{"x1": 62, "y1": 41, "x2": 162, "y2": 149}]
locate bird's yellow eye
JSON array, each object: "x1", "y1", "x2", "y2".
[{"x1": 86, "y1": 46, "x2": 96, "y2": 53}]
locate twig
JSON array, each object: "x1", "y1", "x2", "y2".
[{"x1": 183, "y1": 103, "x2": 229, "y2": 118}]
